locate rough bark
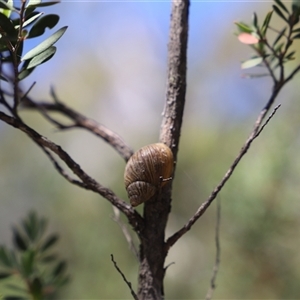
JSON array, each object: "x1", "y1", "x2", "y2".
[{"x1": 137, "y1": 1, "x2": 189, "y2": 299}]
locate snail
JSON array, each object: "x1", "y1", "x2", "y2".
[{"x1": 124, "y1": 143, "x2": 174, "y2": 207}]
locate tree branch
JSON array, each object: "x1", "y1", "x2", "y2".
[
  {"x1": 0, "y1": 111, "x2": 144, "y2": 235},
  {"x1": 21, "y1": 90, "x2": 134, "y2": 162},
  {"x1": 165, "y1": 103, "x2": 281, "y2": 250},
  {"x1": 111, "y1": 206, "x2": 139, "y2": 260},
  {"x1": 205, "y1": 197, "x2": 221, "y2": 300},
  {"x1": 159, "y1": 0, "x2": 189, "y2": 159},
  {"x1": 111, "y1": 254, "x2": 138, "y2": 300}
]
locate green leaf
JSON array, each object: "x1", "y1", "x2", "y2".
[
  {"x1": 261, "y1": 11, "x2": 273, "y2": 36},
  {"x1": 0, "y1": 0, "x2": 16, "y2": 11},
  {"x1": 293, "y1": 32, "x2": 300, "y2": 38},
  {"x1": 26, "y1": 0, "x2": 41, "y2": 7},
  {"x1": 273, "y1": 5, "x2": 289, "y2": 22},
  {"x1": 272, "y1": 26, "x2": 287, "y2": 46},
  {"x1": 21, "y1": 26, "x2": 67, "y2": 61},
  {"x1": 0, "y1": 74, "x2": 8, "y2": 81},
  {"x1": 291, "y1": 2, "x2": 300, "y2": 25},
  {"x1": 0, "y1": 12, "x2": 17, "y2": 39},
  {"x1": 19, "y1": 211, "x2": 47, "y2": 242},
  {"x1": 292, "y1": 0, "x2": 300, "y2": 12},
  {"x1": 12, "y1": 228, "x2": 29, "y2": 252},
  {"x1": 20, "y1": 250, "x2": 35, "y2": 276},
  {"x1": 285, "y1": 51, "x2": 296, "y2": 60},
  {"x1": 27, "y1": 14, "x2": 60, "y2": 38},
  {"x1": 40, "y1": 234, "x2": 59, "y2": 252},
  {"x1": 18, "y1": 65, "x2": 35, "y2": 80},
  {"x1": 30, "y1": 277, "x2": 43, "y2": 299},
  {"x1": 274, "y1": 42, "x2": 284, "y2": 54},
  {"x1": 27, "y1": 1, "x2": 60, "y2": 8},
  {"x1": 0, "y1": 0, "x2": 13, "y2": 17},
  {"x1": 292, "y1": 28, "x2": 300, "y2": 33},
  {"x1": 241, "y1": 57, "x2": 263, "y2": 69},
  {"x1": 0, "y1": 246, "x2": 16, "y2": 268},
  {"x1": 52, "y1": 261, "x2": 66, "y2": 277},
  {"x1": 22, "y1": 211, "x2": 43, "y2": 242},
  {"x1": 15, "y1": 12, "x2": 43, "y2": 29},
  {"x1": 235, "y1": 22, "x2": 253, "y2": 33},
  {"x1": 26, "y1": 46, "x2": 56, "y2": 69},
  {"x1": 252, "y1": 12, "x2": 258, "y2": 28},
  {"x1": 274, "y1": 0, "x2": 289, "y2": 13}
]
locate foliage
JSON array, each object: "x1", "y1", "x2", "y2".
[
  {"x1": 0, "y1": 211, "x2": 69, "y2": 300},
  {"x1": 236, "y1": 0, "x2": 300, "y2": 78},
  {"x1": 0, "y1": 0, "x2": 67, "y2": 83},
  {"x1": 0, "y1": 0, "x2": 300, "y2": 298}
]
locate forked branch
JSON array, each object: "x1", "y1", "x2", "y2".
[
  {"x1": 21, "y1": 90, "x2": 133, "y2": 161},
  {"x1": 0, "y1": 111, "x2": 144, "y2": 235}
]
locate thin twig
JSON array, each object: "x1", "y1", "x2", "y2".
[
  {"x1": 21, "y1": 93, "x2": 134, "y2": 161},
  {"x1": 110, "y1": 254, "x2": 138, "y2": 300},
  {"x1": 111, "y1": 206, "x2": 139, "y2": 261},
  {"x1": 37, "y1": 144, "x2": 88, "y2": 189},
  {"x1": 165, "y1": 102, "x2": 281, "y2": 250},
  {"x1": 255, "y1": 104, "x2": 281, "y2": 137},
  {"x1": 0, "y1": 111, "x2": 144, "y2": 235},
  {"x1": 205, "y1": 197, "x2": 221, "y2": 300}
]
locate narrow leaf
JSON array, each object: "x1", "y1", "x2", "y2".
[
  {"x1": 241, "y1": 57, "x2": 263, "y2": 69},
  {"x1": 30, "y1": 277, "x2": 43, "y2": 297},
  {"x1": 293, "y1": 32, "x2": 300, "y2": 38},
  {"x1": 273, "y1": 5, "x2": 289, "y2": 22},
  {"x1": 12, "y1": 228, "x2": 28, "y2": 252},
  {"x1": 292, "y1": 0, "x2": 300, "y2": 12},
  {"x1": 235, "y1": 22, "x2": 253, "y2": 33},
  {"x1": 18, "y1": 65, "x2": 35, "y2": 80},
  {"x1": 52, "y1": 261, "x2": 67, "y2": 277},
  {"x1": 22, "y1": 26, "x2": 67, "y2": 61},
  {"x1": 261, "y1": 11, "x2": 273, "y2": 36},
  {"x1": 27, "y1": 1, "x2": 59, "y2": 8},
  {"x1": 40, "y1": 234, "x2": 59, "y2": 252},
  {"x1": 26, "y1": 46, "x2": 56, "y2": 69},
  {"x1": 285, "y1": 51, "x2": 296, "y2": 60},
  {"x1": 274, "y1": 0, "x2": 289, "y2": 13},
  {"x1": 0, "y1": 247, "x2": 15, "y2": 268},
  {"x1": 272, "y1": 26, "x2": 287, "y2": 46},
  {"x1": 0, "y1": 0, "x2": 16, "y2": 11},
  {"x1": 274, "y1": 42, "x2": 284, "y2": 54},
  {"x1": 20, "y1": 250, "x2": 35, "y2": 276},
  {"x1": 26, "y1": 0, "x2": 41, "y2": 7},
  {"x1": 15, "y1": 12, "x2": 43, "y2": 29},
  {"x1": 0, "y1": 74, "x2": 8, "y2": 81},
  {"x1": 252, "y1": 12, "x2": 258, "y2": 28}
]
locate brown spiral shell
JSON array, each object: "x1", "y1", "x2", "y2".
[{"x1": 124, "y1": 143, "x2": 174, "y2": 207}]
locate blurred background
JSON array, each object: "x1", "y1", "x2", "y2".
[{"x1": 1, "y1": 0, "x2": 300, "y2": 298}]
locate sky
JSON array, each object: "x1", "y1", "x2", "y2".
[{"x1": 18, "y1": 1, "x2": 274, "y2": 132}]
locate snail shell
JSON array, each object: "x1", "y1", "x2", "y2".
[{"x1": 124, "y1": 143, "x2": 174, "y2": 207}]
